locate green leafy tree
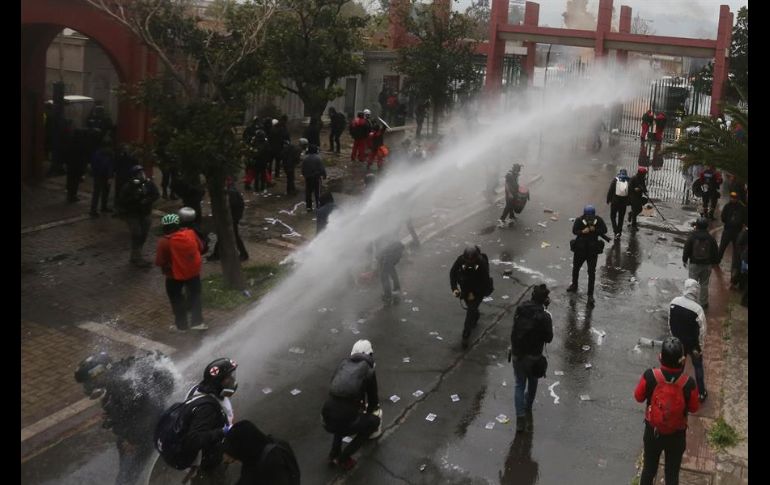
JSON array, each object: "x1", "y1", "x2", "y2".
[
  {"x1": 394, "y1": 2, "x2": 482, "y2": 134},
  {"x1": 662, "y1": 105, "x2": 747, "y2": 182},
  {"x1": 265, "y1": 0, "x2": 368, "y2": 120},
  {"x1": 85, "y1": 0, "x2": 277, "y2": 289},
  {"x1": 692, "y1": 6, "x2": 747, "y2": 102}
]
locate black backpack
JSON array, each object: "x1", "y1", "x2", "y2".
[
  {"x1": 329, "y1": 358, "x2": 371, "y2": 399},
  {"x1": 154, "y1": 394, "x2": 224, "y2": 470},
  {"x1": 259, "y1": 436, "x2": 301, "y2": 485},
  {"x1": 692, "y1": 237, "x2": 711, "y2": 262}
]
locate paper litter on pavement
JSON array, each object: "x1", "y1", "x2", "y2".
[
  {"x1": 485, "y1": 422, "x2": 496, "y2": 430},
  {"x1": 389, "y1": 395, "x2": 401, "y2": 403},
  {"x1": 413, "y1": 390, "x2": 424, "y2": 398},
  {"x1": 290, "y1": 389, "x2": 302, "y2": 396},
  {"x1": 425, "y1": 413, "x2": 437, "y2": 422},
  {"x1": 450, "y1": 394, "x2": 460, "y2": 402}
]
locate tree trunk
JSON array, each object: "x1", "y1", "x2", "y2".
[
  {"x1": 430, "y1": 99, "x2": 442, "y2": 135},
  {"x1": 208, "y1": 182, "x2": 245, "y2": 290}
]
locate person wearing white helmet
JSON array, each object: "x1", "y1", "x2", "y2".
[{"x1": 321, "y1": 339, "x2": 381, "y2": 471}]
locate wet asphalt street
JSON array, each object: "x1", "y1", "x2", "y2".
[{"x1": 22, "y1": 142, "x2": 701, "y2": 484}]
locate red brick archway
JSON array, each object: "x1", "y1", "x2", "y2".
[
  {"x1": 21, "y1": 0, "x2": 156, "y2": 181},
  {"x1": 483, "y1": 0, "x2": 732, "y2": 117}
]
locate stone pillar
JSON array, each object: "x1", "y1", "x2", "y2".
[
  {"x1": 710, "y1": 5, "x2": 733, "y2": 116},
  {"x1": 389, "y1": 0, "x2": 409, "y2": 50},
  {"x1": 483, "y1": 0, "x2": 510, "y2": 95},
  {"x1": 523, "y1": 2, "x2": 540, "y2": 85},
  {"x1": 617, "y1": 5, "x2": 632, "y2": 64},
  {"x1": 594, "y1": 0, "x2": 613, "y2": 58}
]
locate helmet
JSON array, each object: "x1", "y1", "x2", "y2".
[
  {"x1": 161, "y1": 213, "x2": 180, "y2": 226},
  {"x1": 363, "y1": 109, "x2": 371, "y2": 117},
  {"x1": 583, "y1": 205, "x2": 596, "y2": 216},
  {"x1": 660, "y1": 337, "x2": 685, "y2": 368},
  {"x1": 202, "y1": 358, "x2": 238, "y2": 397},
  {"x1": 637, "y1": 167, "x2": 648, "y2": 174},
  {"x1": 351, "y1": 339, "x2": 374, "y2": 356},
  {"x1": 178, "y1": 207, "x2": 196, "y2": 223},
  {"x1": 298, "y1": 138, "x2": 309, "y2": 148},
  {"x1": 462, "y1": 245, "x2": 480, "y2": 261},
  {"x1": 695, "y1": 217, "x2": 709, "y2": 229},
  {"x1": 74, "y1": 352, "x2": 113, "y2": 383},
  {"x1": 618, "y1": 169, "x2": 628, "y2": 177},
  {"x1": 271, "y1": 119, "x2": 279, "y2": 126},
  {"x1": 130, "y1": 164, "x2": 144, "y2": 175}
]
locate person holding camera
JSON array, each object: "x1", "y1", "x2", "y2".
[{"x1": 510, "y1": 284, "x2": 553, "y2": 433}]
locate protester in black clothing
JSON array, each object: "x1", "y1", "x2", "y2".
[
  {"x1": 90, "y1": 135, "x2": 115, "y2": 217},
  {"x1": 182, "y1": 358, "x2": 238, "y2": 485},
  {"x1": 693, "y1": 166, "x2": 723, "y2": 219},
  {"x1": 63, "y1": 128, "x2": 91, "y2": 203},
  {"x1": 268, "y1": 117, "x2": 289, "y2": 178},
  {"x1": 628, "y1": 167, "x2": 648, "y2": 230},
  {"x1": 316, "y1": 192, "x2": 336, "y2": 234},
  {"x1": 282, "y1": 138, "x2": 306, "y2": 196},
  {"x1": 450, "y1": 245, "x2": 492, "y2": 348},
  {"x1": 118, "y1": 165, "x2": 160, "y2": 267},
  {"x1": 302, "y1": 145, "x2": 326, "y2": 210},
  {"x1": 114, "y1": 145, "x2": 140, "y2": 213},
  {"x1": 606, "y1": 168, "x2": 630, "y2": 239},
  {"x1": 304, "y1": 116, "x2": 322, "y2": 149},
  {"x1": 208, "y1": 179, "x2": 249, "y2": 261},
  {"x1": 322, "y1": 340, "x2": 381, "y2": 472},
  {"x1": 172, "y1": 174, "x2": 206, "y2": 224},
  {"x1": 718, "y1": 192, "x2": 748, "y2": 263},
  {"x1": 375, "y1": 236, "x2": 404, "y2": 305},
  {"x1": 511, "y1": 284, "x2": 553, "y2": 432},
  {"x1": 75, "y1": 351, "x2": 176, "y2": 485},
  {"x1": 328, "y1": 107, "x2": 346, "y2": 154},
  {"x1": 567, "y1": 205, "x2": 609, "y2": 307},
  {"x1": 683, "y1": 217, "x2": 719, "y2": 309},
  {"x1": 222, "y1": 420, "x2": 300, "y2": 485},
  {"x1": 498, "y1": 164, "x2": 521, "y2": 227}
]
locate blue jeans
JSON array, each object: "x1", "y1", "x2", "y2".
[{"x1": 514, "y1": 366, "x2": 539, "y2": 417}]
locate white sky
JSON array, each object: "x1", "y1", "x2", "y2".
[{"x1": 452, "y1": 0, "x2": 748, "y2": 39}]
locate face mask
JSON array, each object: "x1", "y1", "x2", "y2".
[{"x1": 221, "y1": 381, "x2": 238, "y2": 398}]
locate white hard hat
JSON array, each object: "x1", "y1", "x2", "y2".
[
  {"x1": 351, "y1": 339, "x2": 373, "y2": 356},
  {"x1": 272, "y1": 119, "x2": 279, "y2": 126},
  {"x1": 363, "y1": 109, "x2": 371, "y2": 116}
]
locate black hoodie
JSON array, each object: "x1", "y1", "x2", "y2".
[{"x1": 511, "y1": 300, "x2": 553, "y2": 357}]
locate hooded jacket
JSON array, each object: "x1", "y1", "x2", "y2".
[
  {"x1": 449, "y1": 252, "x2": 490, "y2": 296},
  {"x1": 301, "y1": 153, "x2": 326, "y2": 179},
  {"x1": 223, "y1": 421, "x2": 295, "y2": 485},
  {"x1": 180, "y1": 384, "x2": 231, "y2": 471},
  {"x1": 511, "y1": 300, "x2": 553, "y2": 357},
  {"x1": 322, "y1": 353, "x2": 379, "y2": 428},
  {"x1": 606, "y1": 176, "x2": 630, "y2": 206},
  {"x1": 571, "y1": 215, "x2": 608, "y2": 255},
  {"x1": 669, "y1": 279, "x2": 707, "y2": 352},
  {"x1": 720, "y1": 200, "x2": 748, "y2": 232},
  {"x1": 683, "y1": 229, "x2": 719, "y2": 265}
]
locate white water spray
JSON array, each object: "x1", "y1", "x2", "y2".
[{"x1": 177, "y1": 62, "x2": 651, "y2": 384}]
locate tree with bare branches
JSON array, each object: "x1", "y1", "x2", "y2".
[{"x1": 83, "y1": 0, "x2": 278, "y2": 289}]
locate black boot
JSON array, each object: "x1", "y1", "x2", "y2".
[{"x1": 566, "y1": 284, "x2": 578, "y2": 293}]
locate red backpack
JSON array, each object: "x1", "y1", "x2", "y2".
[
  {"x1": 645, "y1": 368, "x2": 688, "y2": 434},
  {"x1": 167, "y1": 229, "x2": 202, "y2": 281}
]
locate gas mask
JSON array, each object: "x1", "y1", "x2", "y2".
[{"x1": 221, "y1": 381, "x2": 238, "y2": 398}]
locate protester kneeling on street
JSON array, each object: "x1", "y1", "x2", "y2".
[{"x1": 321, "y1": 339, "x2": 381, "y2": 471}]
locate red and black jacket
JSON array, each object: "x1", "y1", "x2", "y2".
[{"x1": 634, "y1": 365, "x2": 700, "y2": 429}]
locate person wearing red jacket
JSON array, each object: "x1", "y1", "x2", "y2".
[
  {"x1": 349, "y1": 111, "x2": 371, "y2": 162},
  {"x1": 634, "y1": 337, "x2": 700, "y2": 485},
  {"x1": 155, "y1": 213, "x2": 206, "y2": 332},
  {"x1": 654, "y1": 111, "x2": 667, "y2": 142},
  {"x1": 641, "y1": 109, "x2": 654, "y2": 141}
]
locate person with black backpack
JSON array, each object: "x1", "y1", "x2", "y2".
[
  {"x1": 450, "y1": 245, "x2": 493, "y2": 349},
  {"x1": 682, "y1": 217, "x2": 719, "y2": 309},
  {"x1": 75, "y1": 351, "x2": 176, "y2": 485},
  {"x1": 567, "y1": 205, "x2": 609, "y2": 308},
  {"x1": 321, "y1": 339, "x2": 381, "y2": 472},
  {"x1": 155, "y1": 358, "x2": 238, "y2": 485},
  {"x1": 606, "y1": 168, "x2": 630, "y2": 240},
  {"x1": 510, "y1": 284, "x2": 553, "y2": 433},
  {"x1": 718, "y1": 191, "x2": 748, "y2": 265},
  {"x1": 222, "y1": 420, "x2": 301, "y2": 485},
  {"x1": 634, "y1": 337, "x2": 700, "y2": 485}
]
